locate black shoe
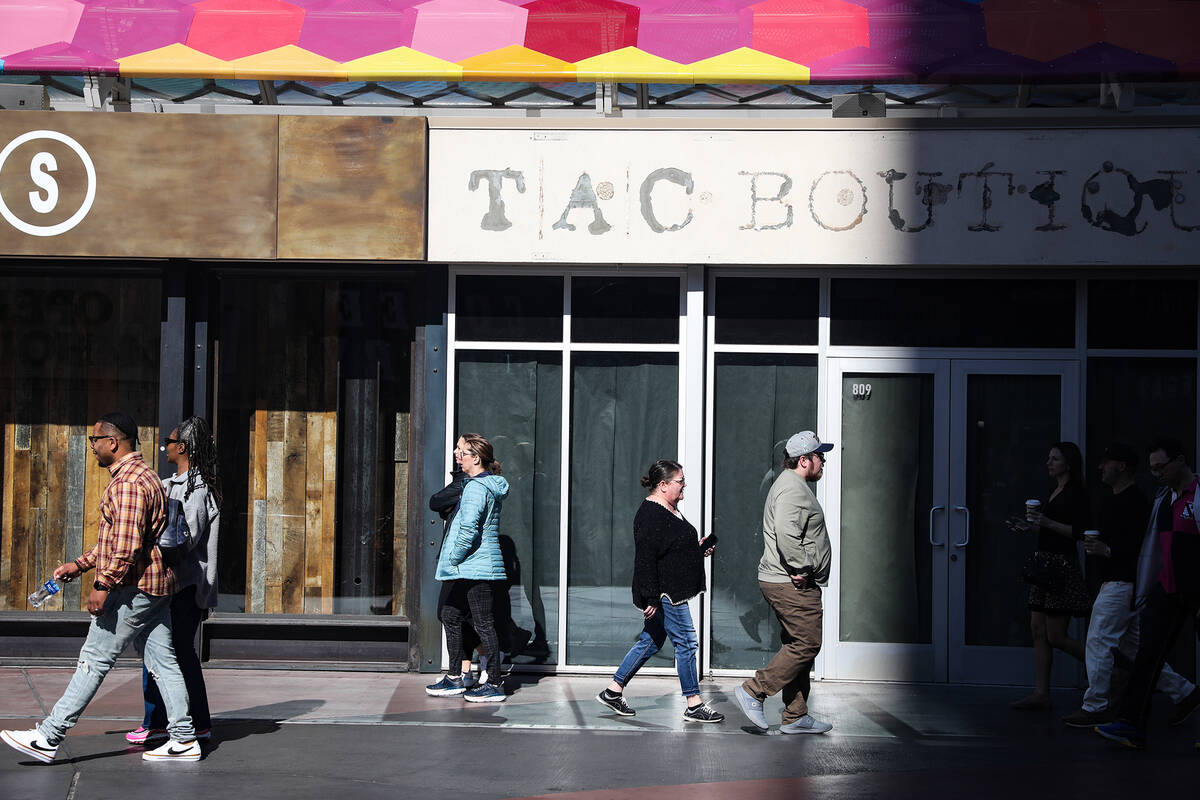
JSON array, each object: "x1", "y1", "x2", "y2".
[
  {"x1": 1169, "y1": 687, "x2": 1200, "y2": 726},
  {"x1": 597, "y1": 690, "x2": 635, "y2": 716},
  {"x1": 683, "y1": 703, "x2": 725, "y2": 723}
]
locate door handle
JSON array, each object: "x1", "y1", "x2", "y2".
[
  {"x1": 929, "y1": 505, "x2": 946, "y2": 547},
  {"x1": 953, "y1": 505, "x2": 971, "y2": 548}
]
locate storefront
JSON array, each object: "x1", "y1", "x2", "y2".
[
  {"x1": 0, "y1": 112, "x2": 429, "y2": 664},
  {"x1": 426, "y1": 122, "x2": 1200, "y2": 685}
]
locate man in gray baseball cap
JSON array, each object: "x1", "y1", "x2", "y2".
[{"x1": 734, "y1": 430, "x2": 834, "y2": 735}]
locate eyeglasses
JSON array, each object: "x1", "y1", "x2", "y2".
[
  {"x1": 454, "y1": 447, "x2": 476, "y2": 457},
  {"x1": 160, "y1": 438, "x2": 181, "y2": 451},
  {"x1": 803, "y1": 452, "x2": 826, "y2": 463},
  {"x1": 1149, "y1": 460, "x2": 1174, "y2": 474},
  {"x1": 87, "y1": 435, "x2": 115, "y2": 445},
  {"x1": 665, "y1": 478, "x2": 686, "y2": 486}
]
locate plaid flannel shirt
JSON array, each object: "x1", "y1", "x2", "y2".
[{"x1": 75, "y1": 451, "x2": 172, "y2": 596}]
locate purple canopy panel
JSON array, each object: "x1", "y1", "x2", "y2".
[
  {"x1": 1046, "y1": 41, "x2": 1177, "y2": 82},
  {"x1": 298, "y1": 0, "x2": 418, "y2": 61},
  {"x1": 864, "y1": 0, "x2": 987, "y2": 77},
  {"x1": 923, "y1": 45, "x2": 1047, "y2": 83},
  {"x1": 187, "y1": 0, "x2": 306, "y2": 61},
  {"x1": 1100, "y1": 0, "x2": 1200, "y2": 76},
  {"x1": 742, "y1": 0, "x2": 870, "y2": 67},
  {"x1": 0, "y1": 0, "x2": 85, "y2": 60},
  {"x1": 72, "y1": 0, "x2": 196, "y2": 61},
  {"x1": 522, "y1": 0, "x2": 639, "y2": 63},
  {"x1": 984, "y1": 0, "x2": 1102, "y2": 63},
  {"x1": 405, "y1": 0, "x2": 528, "y2": 64},
  {"x1": 1, "y1": 39, "x2": 118, "y2": 72},
  {"x1": 808, "y1": 44, "x2": 917, "y2": 82},
  {"x1": 637, "y1": 0, "x2": 752, "y2": 65}
]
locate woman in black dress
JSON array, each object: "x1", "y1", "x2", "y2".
[{"x1": 1011, "y1": 441, "x2": 1091, "y2": 710}]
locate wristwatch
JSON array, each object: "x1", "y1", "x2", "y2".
[{"x1": 93, "y1": 581, "x2": 110, "y2": 592}]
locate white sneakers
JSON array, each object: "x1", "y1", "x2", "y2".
[
  {"x1": 1, "y1": 727, "x2": 202, "y2": 764},
  {"x1": 1, "y1": 729, "x2": 59, "y2": 763},
  {"x1": 142, "y1": 738, "x2": 202, "y2": 762}
]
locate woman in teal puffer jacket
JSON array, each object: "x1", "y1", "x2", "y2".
[{"x1": 426, "y1": 432, "x2": 510, "y2": 702}]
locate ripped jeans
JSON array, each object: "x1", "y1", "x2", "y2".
[{"x1": 39, "y1": 586, "x2": 194, "y2": 743}]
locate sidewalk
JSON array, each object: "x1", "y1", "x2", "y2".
[{"x1": 0, "y1": 665, "x2": 1194, "y2": 799}]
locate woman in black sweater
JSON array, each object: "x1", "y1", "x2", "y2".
[{"x1": 595, "y1": 460, "x2": 723, "y2": 722}]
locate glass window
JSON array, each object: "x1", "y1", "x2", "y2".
[
  {"x1": 1087, "y1": 356, "x2": 1196, "y2": 678},
  {"x1": 0, "y1": 275, "x2": 161, "y2": 612},
  {"x1": 456, "y1": 275, "x2": 563, "y2": 342},
  {"x1": 216, "y1": 278, "x2": 414, "y2": 615},
  {"x1": 1088, "y1": 280, "x2": 1197, "y2": 350},
  {"x1": 710, "y1": 353, "x2": 816, "y2": 669},
  {"x1": 831, "y1": 279, "x2": 1075, "y2": 348},
  {"x1": 566, "y1": 352, "x2": 678, "y2": 666},
  {"x1": 839, "y1": 373, "x2": 934, "y2": 645},
  {"x1": 455, "y1": 351, "x2": 562, "y2": 666},
  {"x1": 714, "y1": 277, "x2": 819, "y2": 346},
  {"x1": 571, "y1": 276, "x2": 679, "y2": 344}
]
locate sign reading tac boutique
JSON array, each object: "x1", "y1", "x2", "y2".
[{"x1": 429, "y1": 127, "x2": 1200, "y2": 265}]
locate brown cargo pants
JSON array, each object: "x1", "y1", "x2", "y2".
[{"x1": 741, "y1": 580, "x2": 823, "y2": 724}]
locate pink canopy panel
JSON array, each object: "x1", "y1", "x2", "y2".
[
  {"x1": 522, "y1": 0, "x2": 639, "y2": 64},
  {"x1": 297, "y1": 0, "x2": 417, "y2": 62},
  {"x1": 0, "y1": 0, "x2": 1197, "y2": 83},
  {"x1": 0, "y1": 0, "x2": 84, "y2": 60},
  {"x1": 71, "y1": 0, "x2": 195, "y2": 60},
  {"x1": 186, "y1": 0, "x2": 306, "y2": 61}
]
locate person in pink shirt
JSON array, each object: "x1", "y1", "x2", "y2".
[{"x1": 1096, "y1": 438, "x2": 1200, "y2": 751}]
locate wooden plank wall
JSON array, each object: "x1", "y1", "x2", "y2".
[
  {"x1": 0, "y1": 279, "x2": 159, "y2": 610},
  {"x1": 243, "y1": 281, "x2": 339, "y2": 614}
]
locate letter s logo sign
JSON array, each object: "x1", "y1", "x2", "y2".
[
  {"x1": 0, "y1": 130, "x2": 96, "y2": 237},
  {"x1": 28, "y1": 151, "x2": 59, "y2": 214}
]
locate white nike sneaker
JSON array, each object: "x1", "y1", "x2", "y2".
[
  {"x1": 142, "y1": 738, "x2": 201, "y2": 762},
  {"x1": 1, "y1": 729, "x2": 59, "y2": 763}
]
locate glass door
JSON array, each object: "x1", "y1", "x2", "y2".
[
  {"x1": 947, "y1": 360, "x2": 1080, "y2": 685},
  {"x1": 826, "y1": 358, "x2": 1080, "y2": 685},
  {"x1": 824, "y1": 358, "x2": 950, "y2": 682}
]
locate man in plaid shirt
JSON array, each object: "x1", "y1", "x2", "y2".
[{"x1": 2, "y1": 412, "x2": 201, "y2": 764}]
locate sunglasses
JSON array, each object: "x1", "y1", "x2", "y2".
[{"x1": 159, "y1": 438, "x2": 182, "y2": 452}]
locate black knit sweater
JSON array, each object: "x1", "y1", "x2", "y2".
[{"x1": 631, "y1": 500, "x2": 706, "y2": 608}]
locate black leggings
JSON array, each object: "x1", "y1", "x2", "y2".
[{"x1": 439, "y1": 580, "x2": 501, "y2": 685}]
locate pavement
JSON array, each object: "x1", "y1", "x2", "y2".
[{"x1": 0, "y1": 665, "x2": 1196, "y2": 800}]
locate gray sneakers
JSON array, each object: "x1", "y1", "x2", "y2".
[
  {"x1": 780, "y1": 714, "x2": 832, "y2": 735},
  {"x1": 734, "y1": 685, "x2": 769, "y2": 730}
]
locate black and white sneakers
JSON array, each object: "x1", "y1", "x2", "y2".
[
  {"x1": 683, "y1": 703, "x2": 725, "y2": 723},
  {"x1": 596, "y1": 689, "x2": 636, "y2": 716},
  {"x1": 1, "y1": 729, "x2": 59, "y2": 763},
  {"x1": 142, "y1": 739, "x2": 202, "y2": 762}
]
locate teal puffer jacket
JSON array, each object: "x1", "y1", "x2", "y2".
[{"x1": 436, "y1": 472, "x2": 509, "y2": 581}]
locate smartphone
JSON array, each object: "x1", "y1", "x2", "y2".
[{"x1": 699, "y1": 534, "x2": 719, "y2": 549}]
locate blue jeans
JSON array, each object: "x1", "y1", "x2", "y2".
[
  {"x1": 612, "y1": 599, "x2": 699, "y2": 697},
  {"x1": 143, "y1": 586, "x2": 211, "y2": 731},
  {"x1": 39, "y1": 587, "x2": 195, "y2": 743}
]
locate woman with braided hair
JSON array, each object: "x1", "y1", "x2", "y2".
[{"x1": 126, "y1": 416, "x2": 222, "y2": 745}]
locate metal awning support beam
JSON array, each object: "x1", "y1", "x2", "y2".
[
  {"x1": 83, "y1": 76, "x2": 130, "y2": 111},
  {"x1": 259, "y1": 81, "x2": 278, "y2": 105},
  {"x1": 595, "y1": 82, "x2": 618, "y2": 117}
]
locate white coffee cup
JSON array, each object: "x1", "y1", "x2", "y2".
[
  {"x1": 1083, "y1": 529, "x2": 1100, "y2": 541},
  {"x1": 1025, "y1": 499, "x2": 1041, "y2": 521}
]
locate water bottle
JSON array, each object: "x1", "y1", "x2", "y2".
[{"x1": 28, "y1": 579, "x2": 61, "y2": 608}]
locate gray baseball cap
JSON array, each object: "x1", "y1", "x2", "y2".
[{"x1": 785, "y1": 431, "x2": 834, "y2": 457}]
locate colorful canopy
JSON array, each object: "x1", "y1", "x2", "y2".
[{"x1": 0, "y1": 0, "x2": 1196, "y2": 84}]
